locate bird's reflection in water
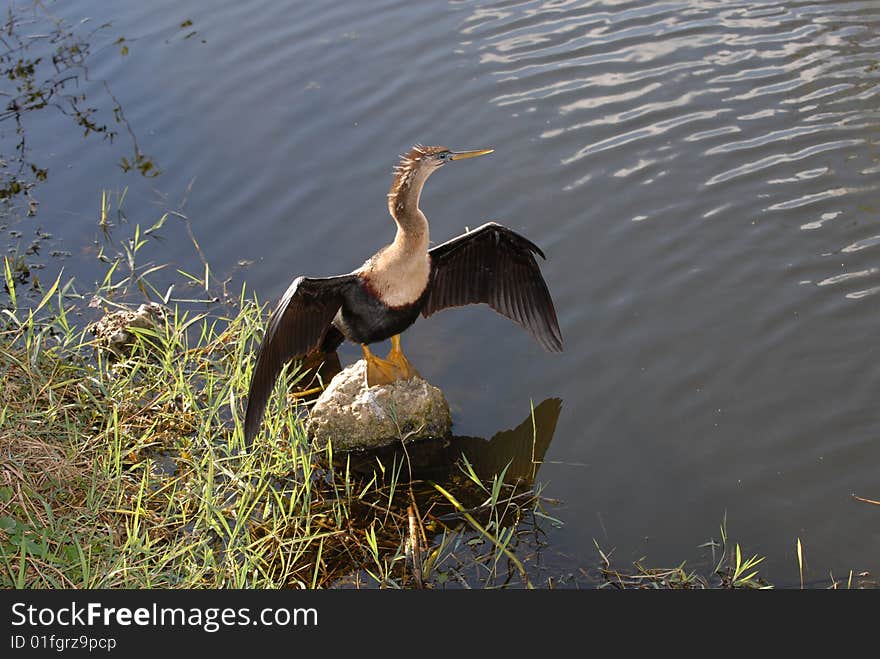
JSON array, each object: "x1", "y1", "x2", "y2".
[
  {"x1": 336, "y1": 397, "x2": 563, "y2": 486},
  {"x1": 327, "y1": 397, "x2": 563, "y2": 588}
]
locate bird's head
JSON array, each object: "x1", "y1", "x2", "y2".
[
  {"x1": 397, "y1": 144, "x2": 494, "y2": 174},
  {"x1": 388, "y1": 144, "x2": 493, "y2": 215}
]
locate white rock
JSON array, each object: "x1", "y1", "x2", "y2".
[
  {"x1": 306, "y1": 360, "x2": 452, "y2": 451},
  {"x1": 89, "y1": 302, "x2": 167, "y2": 359}
]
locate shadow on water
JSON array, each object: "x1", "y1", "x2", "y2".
[
  {"x1": 326, "y1": 397, "x2": 565, "y2": 588},
  {"x1": 341, "y1": 396, "x2": 562, "y2": 485}
]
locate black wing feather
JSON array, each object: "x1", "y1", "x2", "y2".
[
  {"x1": 244, "y1": 274, "x2": 356, "y2": 447},
  {"x1": 424, "y1": 222, "x2": 563, "y2": 352}
]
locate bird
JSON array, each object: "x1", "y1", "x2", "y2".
[{"x1": 243, "y1": 144, "x2": 563, "y2": 447}]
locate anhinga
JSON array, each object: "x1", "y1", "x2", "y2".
[{"x1": 243, "y1": 145, "x2": 563, "y2": 447}]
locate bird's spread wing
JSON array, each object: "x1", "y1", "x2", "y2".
[
  {"x1": 424, "y1": 222, "x2": 563, "y2": 352},
  {"x1": 244, "y1": 274, "x2": 356, "y2": 446}
]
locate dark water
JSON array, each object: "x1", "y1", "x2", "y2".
[{"x1": 4, "y1": 0, "x2": 879, "y2": 587}]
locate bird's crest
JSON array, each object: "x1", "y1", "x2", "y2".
[{"x1": 388, "y1": 144, "x2": 446, "y2": 203}]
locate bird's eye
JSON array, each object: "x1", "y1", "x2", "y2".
[{"x1": 438, "y1": 152, "x2": 450, "y2": 160}]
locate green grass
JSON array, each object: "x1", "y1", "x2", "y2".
[
  {"x1": 594, "y1": 514, "x2": 773, "y2": 589},
  {"x1": 0, "y1": 282, "x2": 553, "y2": 588},
  {"x1": 0, "y1": 213, "x2": 554, "y2": 588}
]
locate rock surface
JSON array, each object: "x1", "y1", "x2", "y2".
[
  {"x1": 306, "y1": 360, "x2": 452, "y2": 451},
  {"x1": 88, "y1": 302, "x2": 167, "y2": 359}
]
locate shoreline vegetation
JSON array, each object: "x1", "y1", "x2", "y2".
[
  {"x1": 1, "y1": 195, "x2": 559, "y2": 589},
  {"x1": 1, "y1": 196, "x2": 872, "y2": 590}
]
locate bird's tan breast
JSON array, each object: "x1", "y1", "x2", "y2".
[{"x1": 362, "y1": 248, "x2": 431, "y2": 308}]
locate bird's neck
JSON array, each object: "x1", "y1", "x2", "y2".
[
  {"x1": 390, "y1": 209, "x2": 429, "y2": 254},
  {"x1": 388, "y1": 173, "x2": 430, "y2": 254},
  {"x1": 367, "y1": 182, "x2": 431, "y2": 308}
]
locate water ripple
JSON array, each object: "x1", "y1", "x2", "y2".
[
  {"x1": 562, "y1": 109, "x2": 729, "y2": 164},
  {"x1": 465, "y1": 0, "x2": 880, "y2": 206},
  {"x1": 706, "y1": 139, "x2": 863, "y2": 186},
  {"x1": 767, "y1": 187, "x2": 851, "y2": 211},
  {"x1": 846, "y1": 285, "x2": 880, "y2": 299},
  {"x1": 817, "y1": 268, "x2": 879, "y2": 286},
  {"x1": 842, "y1": 234, "x2": 880, "y2": 254},
  {"x1": 706, "y1": 123, "x2": 863, "y2": 154}
]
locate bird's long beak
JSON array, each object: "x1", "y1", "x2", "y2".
[{"x1": 449, "y1": 148, "x2": 494, "y2": 160}]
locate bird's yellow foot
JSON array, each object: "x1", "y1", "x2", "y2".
[
  {"x1": 362, "y1": 336, "x2": 421, "y2": 387},
  {"x1": 387, "y1": 334, "x2": 421, "y2": 380}
]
